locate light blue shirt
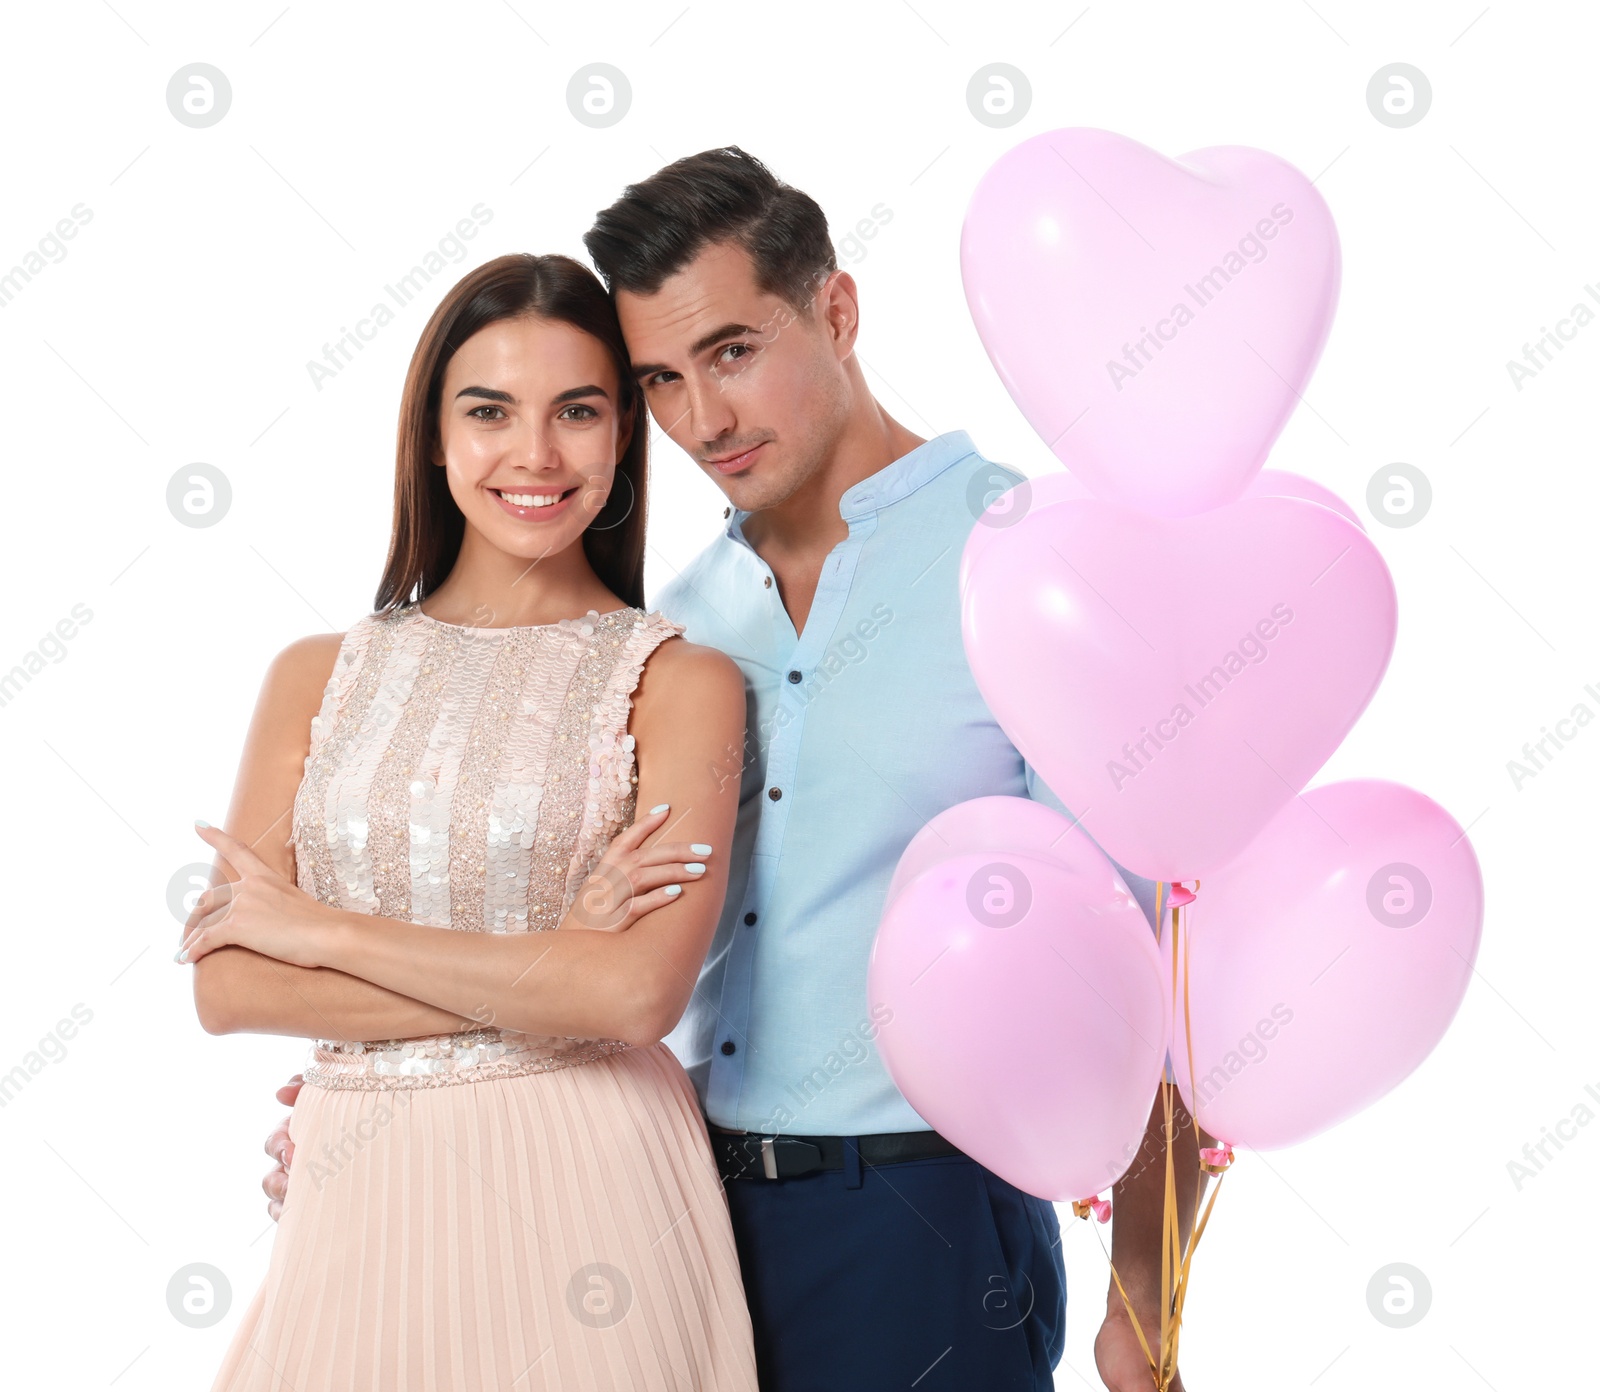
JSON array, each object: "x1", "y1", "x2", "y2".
[{"x1": 651, "y1": 429, "x2": 1158, "y2": 1136}]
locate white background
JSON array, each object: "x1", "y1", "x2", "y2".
[{"x1": 1, "y1": 1, "x2": 1594, "y2": 1387}]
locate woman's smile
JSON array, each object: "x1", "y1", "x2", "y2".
[{"x1": 489, "y1": 483, "x2": 581, "y2": 519}]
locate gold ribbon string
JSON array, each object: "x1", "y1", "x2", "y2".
[{"x1": 1099, "y1": 880, "x2": 1229, "y2": 1391}]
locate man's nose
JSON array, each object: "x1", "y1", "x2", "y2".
[{"x1": 683, "y1": 373, "x2": 736, "y2": 443}]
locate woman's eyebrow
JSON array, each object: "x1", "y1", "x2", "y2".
[
  {"x1": 453, "y1": 383, "x2": 609, "y2": 406},
  {"x1": 552, "y1": 384, "x2": 609, "y2": 404}
]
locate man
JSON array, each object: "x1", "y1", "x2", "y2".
[{"x1": 264, "y1": 146, "x2": 1204, "y2": 1390}]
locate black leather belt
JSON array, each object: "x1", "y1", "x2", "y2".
[{"x1": 711, "y1": 1127, "x2": 965, "y2": 1180}]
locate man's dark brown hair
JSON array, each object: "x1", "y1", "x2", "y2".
[{"x1": 583, "y1": 146, "x2": 836, "y2": 315}]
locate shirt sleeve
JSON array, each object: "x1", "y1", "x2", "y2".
[{"x1": 1023, "y1": 759, "x2": 1161, "y2": 934}]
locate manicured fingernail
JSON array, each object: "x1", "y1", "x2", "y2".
[
  {"x1": 649, "y1": 803, "x2": 669, "y2": 814},
  {"x1": 173, "y1": 948, "x2": 188, "y2": 963},
  {"x1": 690, "y1": 843, "x2": 712, "y2": 855},
  {"x1": 684, "y1": 863, "x2": 705, "y2": 874},
  {"x1": 664, "y1": 884, "x2": 682, "y2": 896},
  {"x1": 195, "y1": 818, "x2": 211, "y2": 828}
]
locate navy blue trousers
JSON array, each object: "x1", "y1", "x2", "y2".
[{"x1": 723, "y1": 1144, "x2": 1066, "y2": 1390}]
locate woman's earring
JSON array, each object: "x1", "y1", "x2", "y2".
[{"x1": 587, "y1": 470, "x2": 633, "y2": 534}]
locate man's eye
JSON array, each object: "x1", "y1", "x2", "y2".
[
  {"x1": 647, "y1": 371, "x2": 678, "y2": 388},
  {"x1": 720, "y1": 344, "x2": 751, "y2": 363}
]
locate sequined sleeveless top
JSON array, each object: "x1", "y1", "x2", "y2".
[{"x1": 291, "y1": 601, "x2": 686, "y2": 1090}]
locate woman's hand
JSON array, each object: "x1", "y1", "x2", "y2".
[
  {"x1": 177, "y1": 822, "x2": 341, "y2": 968},
  {"x1": 560, "y1": 802, "x2": 714, "y2": 934},
  {"x1": 263, "y1": 1073, "x2": 302, "y2": 1222}
]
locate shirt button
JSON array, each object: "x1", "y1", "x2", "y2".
[
  {"x1": 787, "y1": 669, "x2": 801, "y2": 683},
  {"x1": 743, "y1": 911, "x2": 757, "y2": 925},
  {"x1": 720, "y1": 1040, "x2": 737, "y2": 1055},
  {"x1": 723, "y1": 506, "x2": 731, "y2": 518},
  {"x1": 768, "y1": 787, "x2": 782, "y2": 801},
  {"x1": 763, "y1": 576, "x2": 772, "y2": 588}
]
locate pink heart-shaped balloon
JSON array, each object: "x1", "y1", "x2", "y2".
[
  {"x1": 959, "y1": 469, "x2": 1091, "y2": 601},
  {"x1": 961, "y1": 127, "x2": 1341, "y2": 517},
  {"x1": 961, "y1": 496, "x2": 1397, "y2": 880},
  {"x1": 870, "y1": 840, "x2": 1167, "y2": 1201},
  {"x1": 884, "y1": 793, "x2": 1098, "y2": 908},
  {"x1": 1165, "y1": 780, "x2": 1483, "y2": 1151},
  {"x1": 959, "y1": 467, "x2": 1366, "y2": 603},
  {"x1": 1244, "y1": 469, "x2": 1365, "y2": 531}
]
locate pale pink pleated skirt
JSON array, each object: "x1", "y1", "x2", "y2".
[{"x1": 210, "y1": 1042, "x2": 758, "y2": 1391}]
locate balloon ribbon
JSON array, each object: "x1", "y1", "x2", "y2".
[{"x1": 1087, "y1": 880, "x2": 1232, "y2": 1391}]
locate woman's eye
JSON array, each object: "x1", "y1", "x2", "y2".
[
  {"x1": 468, "y1": 404, "x2": 505, "y2": 421},
  {"x1": 559, "y1": 404, "x2": 599, "y2": 421}
]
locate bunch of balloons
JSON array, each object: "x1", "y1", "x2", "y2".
[{"x1": 868, "y1": 127, "x2": 1483, "y2": 1205}]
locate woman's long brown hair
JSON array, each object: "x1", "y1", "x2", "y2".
[{"x1": 374, "y1": 252, "x2": 649, "y2": 615}]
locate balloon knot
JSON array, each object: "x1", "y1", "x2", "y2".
[
  {"x1": 1198, "y1": 1143, "x2": 1235, "y2": 1174},
  {"x1": 1072, "y1": 1196, "x2": 1112, "y2": 1222},
  {"x1": 1166, "y1": 881, "x2": 1197, "y2": 907}
]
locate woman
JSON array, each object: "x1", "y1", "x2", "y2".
[{"x1": 178, "y1": 253, "x2": 758, "y2": 1390}]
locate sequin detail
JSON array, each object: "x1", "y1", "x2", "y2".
[
  {"x1": 523, "y1": 610, "x2": 667, "y2": 932},
  {"x1": 366, "y1": 623, "x2": 453, "y2": 922},
  {"x1": 292, "y1": 604, "x2": 686, "y2": 1091},
  {"x1": 302, "y1": 1031, "x2": 635, "y2": 1091},
  {"x1": 291, "y1": 617, "x2": 395, "y2": 911}
]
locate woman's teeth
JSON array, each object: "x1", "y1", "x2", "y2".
[{"x1": 497, "y1": 488, "x2": 570, "y2": 508}]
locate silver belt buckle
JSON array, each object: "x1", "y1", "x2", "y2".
[{"x1": 760, "y1": 1137, "x2": 778, "y2": 1179}]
